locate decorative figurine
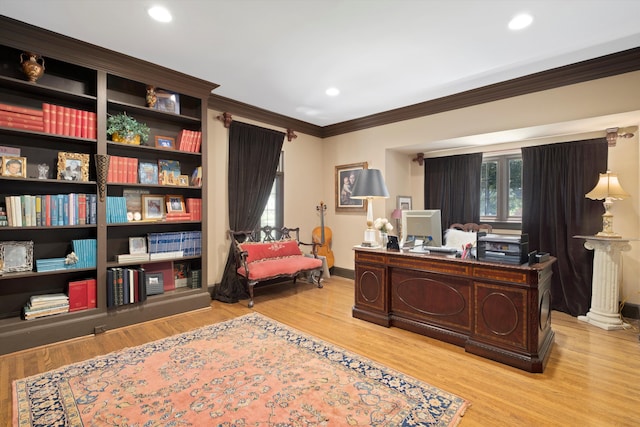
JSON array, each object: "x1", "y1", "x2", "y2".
[
  {"x1": 37, "y1": 163, "x2": 49, "y2": 179},
  {"x1": 146, "y1": 85, "x2": 157, "y2": 108}
]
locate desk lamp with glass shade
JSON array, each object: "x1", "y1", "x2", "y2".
[
  {"x1": 350, "y1": 169, "x2": 389, "y2": 246},
  {"x1": 585, "y1": 171, "x2": 630, "y2": 238}
]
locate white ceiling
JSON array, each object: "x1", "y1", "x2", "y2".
[{"x1": 2, "y1": 0, "x2": 640, "y2": 132}]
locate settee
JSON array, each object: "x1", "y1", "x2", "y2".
[{"x1": 229, "y1": 226, "x2": 324, "y2": 308}]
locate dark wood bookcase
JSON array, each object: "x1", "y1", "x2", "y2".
[{"x1": 0, "y1": 16, "x2": 216, "y2": 355}]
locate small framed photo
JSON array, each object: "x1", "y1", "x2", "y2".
[
  {"x1": 141, "y1": 194, "x2": 165, "y2": 220},
  {"x1": 57, "y1": 152, "x2": 89, "y2": 181},
  {"x1": 129, "y1": 237, "x2": 147, "y2": 254},
  {"x1": 0, "y1": 240, "x2": 34, "y2": 273},
  {"x1": 335, "y1": 162, "x2": 368, "y2": 212},
  {"x1": 1, "y1": 156, "x2": 27, "y2": 178},
  {"x1": 154, "y1": 135, "x2": 175, "y2": 150},
  {"x1": 177, "y1": 174, "x2": 189, "y2": 186},
  {"x1": 154, "y1": 89, "x2": 180, "y2": 114},
  {"x1": 165, "y1": 194, "x2": 185, "y2": 213},
  {"x1": 138, "y1": 161, "x2": 159, "y2": 185},
  {"x1": 397, "y1": 195, "x2": 412, "y2": 211}
]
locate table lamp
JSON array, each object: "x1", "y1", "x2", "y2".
[
  {"x1": 585, "y1": 170, "x2": 629, "y2": 238},
  {"x1": 350, "y1": 169, "x2": 389, "y2": 246}
]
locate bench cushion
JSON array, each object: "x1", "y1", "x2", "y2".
[
  {"x1": 239, "y1": 240, "x2": 302, "y2": 264},
  {"x1": 238, "y1": 256, "x2": 322, "y2": 281}
]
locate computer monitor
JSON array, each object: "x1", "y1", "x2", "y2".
[{"x1": 401, "y1": 209, "x2": 442, "y2": 247}]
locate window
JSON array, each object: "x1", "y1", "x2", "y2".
[
  {"x1": 260, "y1": 151, "x2": 284, "y2": 231},
  {"x1": 480, "y1": 153, "x2": 522, "y2": 223}
]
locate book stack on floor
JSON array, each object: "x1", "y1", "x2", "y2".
[
  {"x1": 0, "y1": 103, "x2": 44, "y2": 132},
  {"x1": 23, "y1": 293, "x2": 69, "y2": 320}
]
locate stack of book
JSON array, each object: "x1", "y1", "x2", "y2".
[
  {"x1": 176, "y1": 129, "x2": 202, "y2": 153},
  {"x1": 186, "y1": 198, "x2": 202, "y2": 221},
  {"x1": 4, "y1": 193, "x2": 97, "y2": 227},
  {"x1": 106, "y1": 196, "x2": 128, "y2": 223},
  {"x1": 189, "y1": 269, "x2": 202, "y2": 289},
  {"x1": 35, "y1": 257, "x2": 67, "y2": 272},
  {"x1": 23, "y1": 293, "x2": 69, "y2": 320},
  {"x1": 116, "y1": 253, "x2": 150, "y2": 263},
  {"x1": 147, "y1": 231, "x2": 201, "y2": 256},
  {"x1": 0, "y1": 207, "x2": 7, "y2": 226},
  {"x1": 72, "y1": 239, "x2": 97, "y2": 268},
  {"x1": 0, "y1": 103, "x2": 44, "y2": 132},
  {"x1": 42, "y1": 103, "x2": 96, "y2": 138},
  {"x1": 68, "y1": 278, "x2": 97, "y2": 312},
  {"x1": 107, "y1": 156, "x2": 139, "y2": 183},
  {"x1": 106, "y1": 267, "x2": 147, "y2": 307}
]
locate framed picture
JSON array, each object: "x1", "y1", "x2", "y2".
[
  {"x1": 165, "y1": 194, "x2": 185, "y2": 213},
  {"x1": 397, "y1": 195, "x2": 412, "y2": 211},
  {"x1": 154, "y1": 135, "x2": 175, "y2": 149},
  {"x1": 1, "y1": 156, "x2": 27, "y2": 178},
  {"x1": 154, "y1": 89, "x2": 180, "y2": 114},
  {"x1": 141, "y1": 194, "x2": 165, "y2": 220},
  {"x1": 145, "y1": 272, "x2": 164, "y2": 295},
  {"x1": 57, "y1": 152, "x2": 89, "y2": 181},
  {"x1": 0, "y1": 240, "x2": 34, "y2": 273},
  {"x1": 177, "y1": 174, "x2": 189, "y2": 187},
  {"x1": 158, "y1": 159, "x2": 181, "y2": 186},
  {"x1": 138, "y1": 161, "x2": 158, "y2": 185},
  {"x1": 335, "y1": 162, "x2": 368, "y2": 212},
  {"x1": 123, "y1": 188, "x2": 150, "y2": 219},
  {"x1": 129, "y1": 237, "x2": 147, "y2": 254}
]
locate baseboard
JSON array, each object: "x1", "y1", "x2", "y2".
[
  {"x1": 331, "y1": 267, "x2": 354, "y2": 280},
  {"x1": 622, "y1": 302, "x2": 640, "y2": 320}
]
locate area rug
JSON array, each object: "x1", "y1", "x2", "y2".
[{"x1": 13, "y1": 313, "x2": 469, "y2": 426}]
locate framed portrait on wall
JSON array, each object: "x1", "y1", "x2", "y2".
[
  {"x1": 397, "y1": 195, "x2": 412, "y2": 211},
  {"x1": 335, "y1": 162, "x2": 368, "y2": 212}
]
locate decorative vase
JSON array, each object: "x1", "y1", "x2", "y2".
[
  {"x1": 379, "y1": 232, "x2": 388, "y2": 247},
  {"x1": 94, "y1": 154, "x2": 110, "y2": 202},
  {"x1": 111, "y1": 132, "x2": 141, "y2": 145},
  {"x1": 20, "y1": 52, "x2": 45, "y2": 83}
]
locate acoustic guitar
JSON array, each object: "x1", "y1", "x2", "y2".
[{"x1": 312, "y1": 201, "x2": 335, "y2": 269}]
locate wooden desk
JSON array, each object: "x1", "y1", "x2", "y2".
[{"x1": 353, "y1": 248, "x2": 556, "y2": 373}]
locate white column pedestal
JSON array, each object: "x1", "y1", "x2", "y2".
[{"x1": 575, "y1": 236, "x2": 632, "y2": 330}]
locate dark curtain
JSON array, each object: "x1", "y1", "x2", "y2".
[
  {"x1": 212, "y1": 122, "x2": 285, "y2": 303},
  {"x1": 521, "y1": 138, "x2": 607, "y2": 316},
  {"x1": 424, "y1": 153, "x2": 483, "y2": 228}
]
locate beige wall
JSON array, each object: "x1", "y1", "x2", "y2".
[{"x1": 206, "y1": 71, "x2": 640, "y2": 305}]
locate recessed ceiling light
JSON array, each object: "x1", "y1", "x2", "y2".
[
  {"x1": 326, "y1": 87, "x2": 340, "y2": 97},
  {"x1": 508, "y1": 13, "x2": 533, "y2": 30},
  {"x1": 148, "y1": 6, "x2": 172, "y2": 23}
]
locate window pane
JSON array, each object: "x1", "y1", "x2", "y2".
[
  {"x1": 480, "y1": 160, "x2": 497, "y2": 216},
  {"x1": 508, "y1": 158, "x2": 522, "y2": 217}
]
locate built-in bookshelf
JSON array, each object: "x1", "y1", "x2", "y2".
[{"x1": 0, "y1": 16, "x2": 216, "y2": 355}]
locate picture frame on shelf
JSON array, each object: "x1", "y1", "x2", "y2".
[
  {"x1": 145, "y1": 272, "x2": 164, "y2": 295},
  {"x1": 129, "y1": 237, "x2": 147, "y2": 255},
  {"x1": 154, "y1": 89, "x2": 180, "y2": 114},
  {"x1": 57, "y1": 152, "x2": 89, "y2": 181},
  {"x1": 141, "y1": 194, "x2": 165, "y2": 220},
  {"x1": 154, "y1": 135, "x2": 175, "y2": 150},
  {"x1": 397, "y1": 195, "x2": 412, "y2": 210},
  {"x1": 158, "y1": 159, "x2": 180, "y2": 185},
  {"x1": 123, "y1": 188, "x2": 150, "y2": 219},
  {"x1": 335, "y1": 162, "x2": 368, "y2": 212},
  {"x1": 138, "y1": 161, "x2": 158, "y2": 185},
  {"x1": 177, "y1": 174, "x2": 189, "y2": 186},
  {"x1": 1, "y1": 156, "x2": 27, "y2": 178},
  {"x1": 0, "y1": 240, "x2": 34, "y2": 273},
  {"x1": 165, "y1": 194, "x2": 185, "y2": 213}
]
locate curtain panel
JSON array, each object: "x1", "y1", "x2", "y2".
[
  {"x1": 521, "y1": 138, "x2": 608, "y2": 316},
  {"x1": 213, "y1": 122, "x2": 285, "y2": 303},
  {"x1": 424, "y1": 153, "x2": 483, "y2": 229}
]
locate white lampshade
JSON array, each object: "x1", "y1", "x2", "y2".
[{"x1": 585, "y1": 171, "x2": 629, "y2": 238}]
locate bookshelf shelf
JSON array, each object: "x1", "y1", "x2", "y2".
[{"x1": 0, "y1": 20, "x2": 214, "y2": 355}]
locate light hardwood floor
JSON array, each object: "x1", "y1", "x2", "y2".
[{"x1": 1, "y1": 276, "x2": 639, "y2": 426}]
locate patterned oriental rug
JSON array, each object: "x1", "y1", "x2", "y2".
[{"x1": 13, "y1": 313, "x2": 469, "y2": 426}]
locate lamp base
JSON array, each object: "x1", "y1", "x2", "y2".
[{"x1": 594, "y1": 231, "x2": 622, "y2": 238}]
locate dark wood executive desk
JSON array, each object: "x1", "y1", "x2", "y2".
[{"x1": 353, "y1": 248, "x2": 556, "y2": 373}]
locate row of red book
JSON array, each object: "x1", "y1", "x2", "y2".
[
  {"x1": 176, "y1": 129, "x2": 202, "y2": 153},
  {"x1": 0, "y1": 102, "x2": 96, "y2": 139},
  {"x1": 68, "y1": 278, "x2": 98, "y2": 312}
]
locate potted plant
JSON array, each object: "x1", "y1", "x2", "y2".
[{"x1": 106, "y1": 112, "x2": 150, "y2": 145}]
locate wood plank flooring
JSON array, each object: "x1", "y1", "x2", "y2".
[{"x1": 1, "y1": 276, "x2": 639, "y2": 426}]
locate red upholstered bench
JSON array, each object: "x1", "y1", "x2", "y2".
[{"x1": 229, "y1": 227, "x2": 324, "y2": 307}]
